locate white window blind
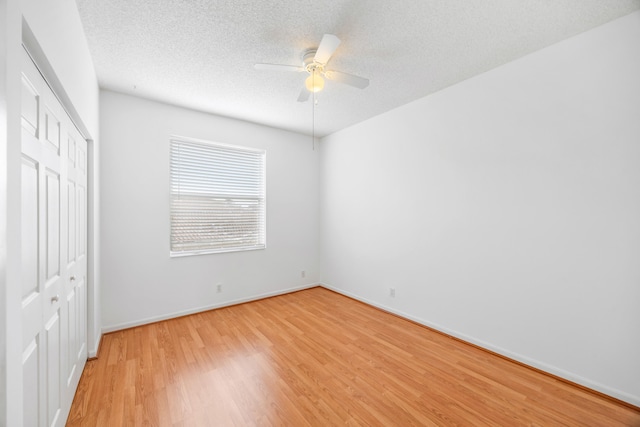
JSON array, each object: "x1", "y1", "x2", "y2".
[{"x1": 170, "y1": 137, "x2": 266, "y2": 256}]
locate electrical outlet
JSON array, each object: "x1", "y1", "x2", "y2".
[
  {"x1": 216, "y1": 283, "x2": 222, "y2": 293},
  {"x1": 389, "y1": 287, "x2": 396, "y2": 297},
  {"x1": 301, "y1": 270, "x2": 306, "y2": 278}
]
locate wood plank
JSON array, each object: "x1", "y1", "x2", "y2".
[{"x1": 68, "y1": 287, "x2": 640, "y2": 426}]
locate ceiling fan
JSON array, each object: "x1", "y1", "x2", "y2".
[{"x1": 255, "y1": 34, "x2": 369, "y2": 102}]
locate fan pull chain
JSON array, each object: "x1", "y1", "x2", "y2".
[{"x1": 312, "y1": 73, "x2": 316, "y2": 151}]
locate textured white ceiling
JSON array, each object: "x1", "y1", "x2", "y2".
[{"x1": 76, "y1": 0, "x2": 640, "y2": 137}]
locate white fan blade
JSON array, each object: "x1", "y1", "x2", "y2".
[
  {"x1": 254, "y1": 63, "x2": 305, "y2": 72},
  {"x1": 297, "y1": 88, "x2": 310, "y2": 103},
  {"x1": 325, "y1": 70, "x2": 369, "y2": 89},
  {"x1": 314, "y1": 34, "x2": 341, "y2": 65}
]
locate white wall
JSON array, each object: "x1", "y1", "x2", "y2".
[
  {"x1": 21, "y1": 0, "x2": 99, "y2": 136},
  {"x1": 1, "y1": 0, "x2": 100, "y2": 423},
  {"x1": 320, "y1": 11, "x2": 640, "y2": 406},
  {"x1": 100, "y1": 91, "x2": 319, "y2": 330}
]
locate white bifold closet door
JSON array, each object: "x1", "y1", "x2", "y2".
[{"x1": 20, "y1": 46, "x2": 88, "y2": 427}]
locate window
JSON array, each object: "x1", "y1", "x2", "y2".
[{"x1": 170, "y1": 137, "x2": 266, "y2": 256}]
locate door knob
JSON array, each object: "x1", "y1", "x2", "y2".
[
  {"x1": 70, "y1": 275, "x2": 76, "y2": 281},
  {"x1": 51, "y1": 295, "x2": 59, "y2": 303}
]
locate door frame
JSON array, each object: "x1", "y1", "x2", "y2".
[{"x1": 2, "y1": 19, "x2": 99, "y2": 425}]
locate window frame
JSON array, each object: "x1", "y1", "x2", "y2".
[{"x1": 169, "y1": 135, "x2": 266, "y2": 257}]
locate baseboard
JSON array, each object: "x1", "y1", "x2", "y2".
[
  {"x1": 319, "y1": 282, "x2": 640, "y2": 410},
  {"x1": 101, "y1": 283, "x2": 319, "y2": 334},
  {"x1": 93, "y1": 281, "x2": 639, "y2": 409},
  {"x1": 87, "y1": 333, "x2": 103, "y2": 360}
]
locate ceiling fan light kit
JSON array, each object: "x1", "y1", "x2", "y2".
[
  {"x1": 305, "y1": 71, "x2": 324, "y2": 93},
  {"x1": 302, "y1": 48, "x2": 325, "y2": 93}
]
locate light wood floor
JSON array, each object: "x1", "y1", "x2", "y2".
[{"x1": 68, "y1": 287, "x2": 640, "y2": 426}]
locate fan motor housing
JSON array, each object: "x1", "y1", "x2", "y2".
[{"x1": 302, "y1": 49, "x2": 323, "y2": 73}]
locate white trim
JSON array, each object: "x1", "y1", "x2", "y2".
[
  {"x1": 101, "y1": 283, "x2": 318, "y2": 333},
  {"x1": 169, "y1": 245, "x2": 265, "y2": 258},
  {"x1": 170, "y1": 134, "x2": 266, "y2": 155},
  {"x1": 87, "y1": 333, "x2": 102, "y2": 358},
  {"x1": 319, "y1": 282, "x2": 640, "y2": 408}
]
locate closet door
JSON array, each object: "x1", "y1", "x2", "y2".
[
  {"x1": 20, "y1": 47, "x2": 88, "y2": 427},
  {"x1": 62, "y1": 118, "x2": 88, "y2": 406}
]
